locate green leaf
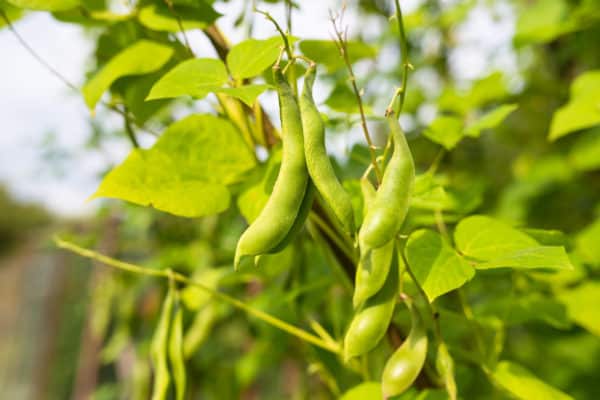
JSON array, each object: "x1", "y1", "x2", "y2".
[
  {"x1": 491, "y1": 361, "x2": 573, "y2": 400},
  {"x1": 557, "y1": 282, "x2": 600, "y2": 336},
  {"x1": 6, "y1": 0, "x2": 78, "y2": 11},
  {"x1": 83, "y1": 40, "x2": 173, "y2": 110},
  {"x1": 405, "y1": 229, "x2": 475, "y2": 302},
  {"x1": 423, "y1": 115, "x2": 464, "y2": 150},
  {"x1": 454, "y1": 215, "x2": 538, "y2": 260},
  {"x1": 476, "y1": 246, "x2": 572, "y2": 271},
  {"x1": 138, "y1": 3, "x2": 220, "y2": 32},
  {"x1": 339, "y1": 382, "x2": 382, "y2": 400},
  {"x1": 214, "y1": 85, "x2": 270, "y2": 107},
  {"x1": 0, "y1": 1, "x2": 23, "y2": 26},
  {"x1": 465, "y1": 104, "x2": 518, "y2": 137},
  {"x1": 575, "y1": 218, "x2": 600, "y2": 266},
  {"x1": 548, "y1": 100, "x2": 600, "y2": 141},
  {"x1": 568, "y1": 127, "x2": 600, "y2": 171},
  {"x1": 147, "y1": 58, "x2": 229, "y2": 100},
  {"x1": 299, "y1": 39, "x2": 377, "y2": 72},
  {"x1": 549, "y1": 70, "x2": 600, "y2": 140},
  {"x1": 514, "y1": 0, "x2": 570, "y2": 45},
  {"x1": 227, "y1": 36, "x2": 286, "y2": 80},
  {"x1": 91, "y1": 114, "x2": 256, "y2": 217},
  {"x1": 477, "y1": 294, "x2": 571, "y2": 329}
]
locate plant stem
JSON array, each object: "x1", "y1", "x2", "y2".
[
  {"x1": 54, "y1": 237, "x2": 341, "y2": 354},
  {"x1": 387, "y1": 0, "x2": 412, "y2": 117},
  {"x1": 330, "y1": 10, "x2": 382, "y2": 183},
  {"x1": 309, "y1": 212, "x2": 356, "y2": 264}
]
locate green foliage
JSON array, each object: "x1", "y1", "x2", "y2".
[
  {"x1": 6, "y1": 0, "x2": 600, "y2": 398},
  {"x1": 92, "y1": 114, "x2": 256, "y2": 217}
]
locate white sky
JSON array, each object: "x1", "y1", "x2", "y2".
[{"x1": 0, "y1": 0, "x2": 514, "y2": 217}]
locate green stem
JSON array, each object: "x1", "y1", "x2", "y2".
[{"x1": 54, "y1": 237, "x2": 340, "y2": 354}]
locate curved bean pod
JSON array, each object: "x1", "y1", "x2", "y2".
[
  {"x1": 344, "y1": 248, "x2": 398, "y2": 360},
  {"x1": 359, "y1": 115, "x2": 414, "y2": 256},
  {"x1": 300, "y1": 64, "x2": 355, "y2": 235},
  {"x1": 234, "y1": 65, "x2": 308, "y2": 268},
  {"x1": 151, "y1": 288, "x2": 173, "y2": 400},
  {"x1": 381, "y1": 301, "x2": 428, "y2": 398},
  {"x1": 353, "y1": 178, "x2": 394, "y2": 307}
]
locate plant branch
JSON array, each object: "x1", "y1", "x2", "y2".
[
  {"x1": 162, "y1": 0, "x2": 194, "y2": 56},
  {"x1": 54, "y1": 237, "x2": 341, "y2": 354},
  {"x1": 330, "y1": 9, "x2": 382, "y2": 183},
  {"x1": 122, "y1": 105, "x2": 140, "y2": 148},
  {"x1": 386, "y1": 0, "x2": 413, "y2": 117}
]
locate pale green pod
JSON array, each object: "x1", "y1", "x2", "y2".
[
  {"x1": 168, "y1": 300, "x2": 186, "y2": 400},
  {"x1": 436, "y1": 342, "x2": 457, "y2": 400},
  {"x1": 234, "y1": 66, "x2": 309, "y2": 268},
  {"x1": 353, "y1": 178, "x2": 394, "y2": 307},
  {"x1": 150, "y1": 288, "x2": 173, "y2": 400},
  {"x1": 359, "y1": 115, "x2": 415, "y2": 256},
  {"x1": 183, "y1": 302, "x2": 220, "y2": 359},
  {"x1": 344, "y1": 250, "x2": 399, "y2": 360},
  {"x1": 300, "y1": 64, "x2": 355, "y2": 235},
  {"x1": 381, "y1": 301, "x2": 428, "y2": 398}
]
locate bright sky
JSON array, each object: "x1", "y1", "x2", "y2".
[{"x1": 0, "y1": 0, "x2": 514, "y2": 217}]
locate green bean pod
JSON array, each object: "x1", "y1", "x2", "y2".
[
  {"x1": 168, "y1": 299, "x2": 186, "y2": 400},
  {"x1": 265, "y1": 180, "x2": 315, "y2": 254},
  {"x1": 353, "y1": 178, "x2": 394, "y2": 308},
  {"x1": 183, "y1": 302, "x2": 220, "y2": 359},
  {"x1": 343, "y1": 249, "x2": 398, "y2": 360},
  {"x1": 234, "y1": 66, "x2": 308, "y2": 268},
  {"x1": 150, "y1": 288, "x2": 173, "y2": 400},
  {"x1": 436, "y1": 342, "x2": 457, "y2": 400},
  {"x1": 359, "y1": 115, "x2": 414, "y2": 256},
  {"x1": 381, "y1": 301, "x2": 428, "y2": 398},
  {"x1": 300, "y1": 64, "x2": 355, "y2": 235}
]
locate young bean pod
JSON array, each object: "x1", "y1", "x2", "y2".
[
  {"x1": 436, "y1": 342, "x2": 457, "y2": 400},
  {"x1": 151, "y1": 288, "x2": 174, "y2": 400},
  {"x1": 359, "y1": 115, "x2": 414, "y2": 256},
  {"x1": 300, "y1": 63, "x2": 355, "y2": 235},
  {"x1": 234, "y1": 65, "x2": 308, "y2": 268},
  {"x1": 168, "y1": 298, "x2": 186, "y2": 400},
  {"x1": 381, "y1": 300, "x2": 428, "y2": 398},
  {"x1": 353, "y1": 178, "x2": 394, "y2": 308},
  {"x1": 343, "y1": 248, "x2": 399, "y2": 360}
]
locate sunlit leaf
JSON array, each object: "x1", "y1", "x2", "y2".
[
  {"x1": 405, "y1": 229, "x2": 475, "y2": 302},
  {"x1": 575, "y1": 218, "x2": 600, "y2": 266},
  {"x1": 339, "y1": 382, "x2": 382, "y2": 400},
  {"x1": 454, "y1": 215, "x2": 538, "y2": 260},
  {"x1": 423, "y1": 115, "x2": 463, "y2": 150},
  {"x1": 215, "y1": 84, "x2": 270, "y2": 106},
  {"x1": 465, "y1": 104, "x2": 518, "y2": 137},
  {"x1": 558, "y1": 282, "x2": 600, "y2": 336},
  {"x1": 549, "y1": 70, "x2": 600, "y2": 140},
  {"x1": 0, "y1": 1, "x2": 23, "y2": 26},
  {"x1": 227, "y1": 36, "x2": 287, "y2": 80},
  {"x1": 83, "y1": 40, "x2": 173, "y2": 110},
  {"x1": 299, "y1": 39, "x2": 377, "y2": 72},
  {"x1": 91, "y1": 114, "x2": 256, "y2": 217},
  {"x1": 514, "y1": 0, "x2": 570, "y2": 45},
  {"x1": 568, "y1": 127, "x2": 600, "y2": 171},
  {"x1": 6, "y1": 0, "x2": 78, "y2": 11},
  {"x1": 138, "y1": 3, "x2": 220, "y2": 32},
  {"x1": 476, "y1": 246, "x2": 572, "y2": 271},
  {"x1": 491, "y1": 361, "x2": 573, "y2": 400},
  {"x1": 147, "y1": 58, "x2": 229, "y2": 100}
]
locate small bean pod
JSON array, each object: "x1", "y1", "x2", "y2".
[
  {"x1": 353, "y1": 178, "x2": 394, "y2": 308},
  {"x1": 300, "y1": 63, "x2": 355, "y2": 235},
  {"x1": 151, "y1": 288, "x2": 173, "y2": 400},
  {"x1": 168, "y1": 298, "x2": 186, "y2": 400},
  {"x1": 381, "y1": 300, "x2": 428, "y2": 398},
  {"x1": 343, "y1": 248, "x2": 398, "y2": 360},
  {"x1": 436, "y1": 342, "x2": 457, "y2": 400},
  {"x1": 234, "y1": 65, "x2": 308, "y2": 268},
  {"x1": 359, "y1": 115, "x2": 414, "y2": 256}
]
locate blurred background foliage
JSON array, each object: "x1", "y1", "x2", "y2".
[{"x1": 1, "y1": 0, "x2": 599, "y2": 399}]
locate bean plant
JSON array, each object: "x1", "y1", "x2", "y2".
[{"x1": 3, "y1": 0, "x2": 600, "y2": 398}]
